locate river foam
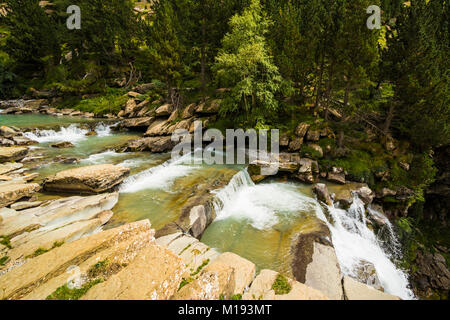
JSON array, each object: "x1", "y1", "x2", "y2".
[{"x1": 211, "y1": 169, "x2": 415, "y2": 300}]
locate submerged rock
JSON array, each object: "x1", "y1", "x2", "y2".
[
  {"x1": 313, "y1": 183, "x2": 333, "y2": 206},
  {"x1": 50, "y1": 141, "x2": 74, "y2": 149},
  {"x1": 43, "y1": 164, "x2": 130, "y2": 194}
]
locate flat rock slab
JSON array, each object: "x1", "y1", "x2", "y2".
[
  {"x1": 0, "y1": 147, "x2": 28, "y2": 163},
  {"x1": 0, "y1": 193, "x2": 119, "y2": 238},
  {"x1": 82, "y1": 244, "x2": 186, "y2": 300},
  {"x1": 0, "y1": 181, "x2": 41, "y2": 208},
  {"x1": 243, "y1": 269, "x2": 328, "y2": 300},
  {"x1": 0, "y1": 163, "x2": 23, "y2": 175},
  {"x1": 43, "y1": 164, "x2": 130, "y2": 194},
  {"x1": 10, "y1": 201, "x2": 43, "y2": 211},
  {"x1": 343, "y1": 276, "x2": 401, "y2": 300},
  {"x1": 0, "y1": 220, "x2": 154, "y2": 300}
]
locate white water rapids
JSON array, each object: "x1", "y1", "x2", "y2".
[
  {"x1": 23, "y1": 123, "x2": 112, "y2": 143},
  {"x1": 211, "y1": 169, "x2": 415, "y2": 300}
]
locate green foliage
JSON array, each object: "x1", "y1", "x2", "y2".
[
  {"x1": 383, "y1": 0, "x2": 449, "y2": 151},
  {"x1": 0, "y1": 255, "x2": 9, "y2": 266},
  {"x1": 65, "y1": 88, "x2": 128, "y2": 116},
  {"x1": 272, "y1": 274, "x2": 291, "y2": 295},
  {"x1": 0, "y1": 236, "x2": 12, "y2": 249},
  {"x1": 213, "y1": 0, "x2": 285, "y2": 127},
  {"x1": 46, "y1": 279, "x2": 103, "y2": 300}
]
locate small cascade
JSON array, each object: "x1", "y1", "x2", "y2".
[
  {"x1": 23, "y1": 124, "x2": 88, "y2": 143},
  {"x1": 317, "y1": 195, "x2": 415, "y2": 300},
  {"x1": 119, "y1": 152, "x2": 198, "y2": 193},
  {"x1": 95, "y1": 122, "x2": 113, "y2": 137},
  {"x1": 212, "y1": 169, "x2": 318, "y2": 230},
  {"x1": 81, "y1": 150, "x2": 123, "y2": 164}
]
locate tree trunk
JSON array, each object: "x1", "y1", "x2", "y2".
[
  {"x1": 383, "y1": 103, "x2": 395, "y2": 135},
  {"x1": 324, "y1": 63, "x2": 334, "y2": 120},
  {"x1": 201, "y1": 18, "x2": 207, "y2": 100},
  {"x1": 314, "y1": 54, "x2": 325, "y2": 114}
]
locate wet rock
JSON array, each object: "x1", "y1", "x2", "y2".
[
  {"x1": 123, "y1": 99, "x2": 138, "y2": 117},
  {"x1": 11, "y1": 136, "x2": 37, "y2": 146},
  {"x1": 291, "y1": 217, "x2": 343, "y2": 300},
  {"x1": 0, "y1": 180, "x2": 41, "y2": 208},
  {"x1": 54, "y1": 156, "x2": 80, "y2": 164},
  {"x1": 0, "y1": 147, "x2": 28, "y2": 163},
  {"x1": 327, "y1": 172, "x2": 346, "y2": 185},
  {"x1": 295, "y1": 123, "x2": 310, "y2": 138},
  {"x1": 343, "y1": 276, "x2": 400, "y2": 300},
  {"x1": 353, "y1": 260, "x2": 383, "y2": 291},
  {"x1": 50, "y1": 141, "x2": 74, "y2": 149},
  {"x1": 242, "y1": 269, "x2": 328, "y2": 300},
  {"x1": 356, "y1": 186, "x2": 374, "y2": 205},
  {"x1": 43, "y1": 164, "x2": 130, "y2": 194},
  {"x1": 0, "y1": 138, "x2": 14, "y2": 146},
  {"x1": 313, "y1": 183, "x2": 333, "y2": 206}
]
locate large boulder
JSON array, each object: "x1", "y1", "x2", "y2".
[
  {"x1": 343, "y1": 276, "x2": 401, "y2": 300},
  {"x1": 43, "y1": 164, "x2": 130, "y2": 194},
  {"x1": 0, "y1": 180, "x2": 41, "y2": 208},
  {"x1": 118, "y1": 136, "x2": 175, "y2": 153},
  {"x1": 0, "y1": 220, "x2": 183, "y2": 300},
  {"x1": 120, "y1": 117, "x2": 154, "y2": 130},
  {"x1": 213, "y1": 252, "x2": 256, "y2": 295},
  {"x1": 313, "y1": 183, "x2": 333, "y2": 206},
  {"x1": 155, "y1": 104, "x2": 174, "y2": 117},
  {"x1": 291, "y1": 217, "x2": 344, "y2": 300},
  {"x1": 144, "y1": 119, "x2": 171, "y2": 136},
  {"x1": 181, "y1": 103, "x2": 196, "y2": 119},
  {"x1": 0, "y1": 147, "x2": 28, "y2": 163}
]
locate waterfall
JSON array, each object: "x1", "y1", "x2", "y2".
[
  {"x1": 95, "y1": 122, "x2": 113, "y2": 137},
  {"x1": 317, "y1": 196, "x2": 415, "y2": 300},
  {"x1": 211, "y1": 168, "x2": 415, "y2": 299},
  {"x1": 119, "y1": 152, "x2": 199, "y2": 193},
  {"x1": 212, "y1": 169, "x2": 319, "y2": 230},
  {"x1": 23, "y1": 124, "x2": 89, "y2": 143}
]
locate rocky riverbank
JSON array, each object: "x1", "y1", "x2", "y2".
[{"x1": 1, "y1": 92, "x2": 447, "y2": 300}]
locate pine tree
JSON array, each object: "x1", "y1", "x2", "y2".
[{"x1": 383, "y1": 0, "x2": 449, "y2": 150}]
